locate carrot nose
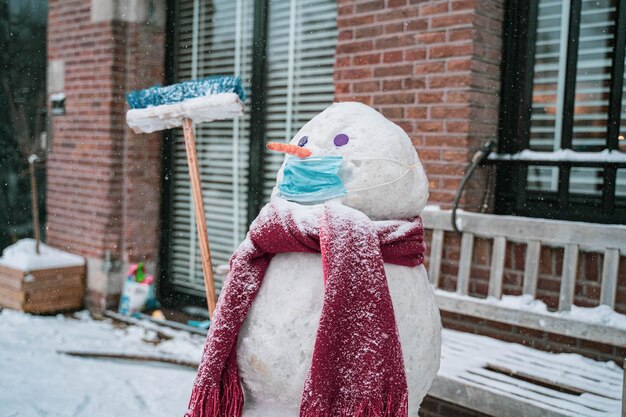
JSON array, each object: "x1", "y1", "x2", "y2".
[{"x1": 267, "y1": 142, "x2": 312, "y2": 159}]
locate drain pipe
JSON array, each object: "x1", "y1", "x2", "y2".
[{"x1": 451, "y1": 141, "x2": 497, "y2": 234}]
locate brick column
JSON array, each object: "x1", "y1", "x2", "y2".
[
  {"x1": 46, "y1": 0, "x2": 166, "y2": 311},
  {"x1": 334, "y1": 0, "x2": 504, "y2": 209}
]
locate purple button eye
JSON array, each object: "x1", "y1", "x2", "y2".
[
  {"x1": 333, "y1": 133, "x2": 349, "y2": 147},
  {"x1": 298, "y1": 136, "x2": 308, "y2": 147}
]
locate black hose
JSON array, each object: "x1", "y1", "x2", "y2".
[{"x1": 451, "y1": 141, "x2": 497, "y2": 234}]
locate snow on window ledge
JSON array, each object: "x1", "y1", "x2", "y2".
[{"x1": 489, "y1": 149, "x2": 626, "y2": 163}]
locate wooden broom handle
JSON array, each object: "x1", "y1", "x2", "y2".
[{"x1": 182, "y1": 118, "x2": 217, "y2": 319}]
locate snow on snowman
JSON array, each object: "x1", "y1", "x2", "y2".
[{"x1": 186, "y1": 102, "x2": 442, "y2": 417}]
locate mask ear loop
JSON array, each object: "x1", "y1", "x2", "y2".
[
  {"x1": 348, "y1": 157, "x2": 422, "y2": 165},
  {"x1": 345, "y1": 161, "x2": 422, "y2": 193}
]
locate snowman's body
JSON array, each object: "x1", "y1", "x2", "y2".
[
  {"x1": 238, "y1": 255, "x2": 441, "y2": 416},
  {"x1": 234, "y1": 102, "x2": 442, "y2": 416}
]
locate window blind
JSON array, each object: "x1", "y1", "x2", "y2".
[
  {"x1": 527, "y1": 0, "x2": 623, "y2": 196},
  {"x1": 170, "y1": 0, "x2": 337, "y2": 297},
  {"x1": 527, "y1": 0, "x2": 565, "y2": 191},
  {"x1": 570, "y1": 0, "x2": 615, "y2": 195},
  {"x1": 262, "y1": 0, "x2": 338, "y2": 200}
]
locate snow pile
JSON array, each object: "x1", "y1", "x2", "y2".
[
  {"x1": 494, "y1": 294, "x2": 626, "y2": 330},
  {"x1": 0, "y1": 309, "x2": 204, "y2": 417},
  {"x1": 0, "y1": 238, "x2": 85, "y2": 272},
  {"x1": 568, "y1": 304, "x2": 626, "y2": 329},
  {"x1": 440, "y1": 292, "x2": 626, "y2": 330},
  {"x1": 126, "y1": 92, "x2": 243, "y2": 134}
]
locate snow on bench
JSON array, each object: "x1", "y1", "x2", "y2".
[
  {"x1": 435, "y1": 329, "x2": 623, "y2": 417},
  {"x1": 422, "y1": 209, "x2": 626, "y2": 416}
]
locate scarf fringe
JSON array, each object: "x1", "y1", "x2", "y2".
[
  {"x1": 184, "y1": 378, "x2": 243, "y2": 417},
  {"x1": 300, "y1": 394, "x2": 408, "y2": 417}
]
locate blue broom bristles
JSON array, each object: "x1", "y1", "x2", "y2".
[{"x1": 126, "y1": 76, "x2": 246, "y2": 109}]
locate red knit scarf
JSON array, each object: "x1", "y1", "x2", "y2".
[{"x1": 185, "y1": 200, "x2": 425, "y2": 417}]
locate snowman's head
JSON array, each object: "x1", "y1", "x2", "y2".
[{"x1": 271, "y1": 102, "x2": 429, "y2": 220}]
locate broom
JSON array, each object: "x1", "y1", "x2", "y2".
[{"x1": 125, "y1": 76, "x2": 246, "y2": 319}]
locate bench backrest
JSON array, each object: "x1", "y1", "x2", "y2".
[{"x1": 422, "y1": 209, "x2": 626, "y2": 346}]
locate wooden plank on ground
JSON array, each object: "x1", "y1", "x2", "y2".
[
  {"x1": 58, "y1": 350, "x2": 199, "y2": 368},
  {"x1": 600, "y1": 248, "x2": 620, "y2": 308},
  {"x1": 488, "y1": 236, "x2": 506, "y2": 299},
  {"x1": 456, "y1": 233, "x2": 474, "y2": 296},
  {"x1": 104, "y1": 310, "x2": 208, "y2": 337},
  {"x1": 559, "y1": 244, "x2": 579, "y2": 311},
  {"x1": 428, "y1": 229, "x2": 444, "y2": 286},
  {"x1": 523, "y1": 240, "x2": 541, "y2": 297}
]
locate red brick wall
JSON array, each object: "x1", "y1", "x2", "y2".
[
  {"x1": 333, "y1": 0, "x2": 625, "y2": 368},
  {"x1": 46, "y1": 0, "x2": 165, "y2": 309},
  {"x1": 120, "y1": 21, "x2": 165, "y2": 265},
  {"x1": 47, "y1": 0, "x2": 125, "y2": 258},
  {"x1": 334, "y1": 0, "x2": 503, "y2": 208}
]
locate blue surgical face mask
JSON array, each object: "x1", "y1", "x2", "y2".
[
  {"x1": 278, "y1": 155, "x2": 422, "y2": 204},
  {"x1": 278, "y1": 156, "x2": 347, "y2": 204}
]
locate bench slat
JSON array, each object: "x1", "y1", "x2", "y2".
[
  {"x1": 622, "y1": 359, "x2": 626, "y2": 417},
  {"x1": 486, "y1": 356, "x2": 621, "y2": 399},
  {"x1": 428, "y1": 229, "x2": 444, "y2": 286},
  {"x1": 559, "y1": 244, "x2": 579, "y2": 312},
  {"x1": 429, "y1": 375, "x2": 569, "y2": 417},
  {"x1": 523, "y1": 240, "x2": 541, "y2": 297},
  {"x1": 435, "y1": 291, "x2": 626, "y2": 347},
  {"x1": 499, "y1": 349, "x2": 622, "y2": 383},
  {"x1": 463, "y1": 368, "x2": 612, "y2": 416},
  {"x1": 488, "y1": 236, "x2": 506, "y2": 299},
  {"x1": 600, "y1": 248, "x2": 620, "y2": 309},
  {"x1": 421, "y1": 209, "x2": 626, "y2": 252},
  {"x1": 457, "y1": 233, "x2": 474, "y2": 295}
]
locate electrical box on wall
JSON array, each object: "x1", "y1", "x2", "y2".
[{"x1": 50, "y1": 93, "x2": 65, "y2": 116}]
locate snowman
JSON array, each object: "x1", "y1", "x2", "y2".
[{"x1": 186, "y1": 102, "x2": 442, "y2": 417}]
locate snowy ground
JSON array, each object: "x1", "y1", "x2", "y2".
[{"x1": 0, "y1": 309, "x2": 205, "y2": 417}]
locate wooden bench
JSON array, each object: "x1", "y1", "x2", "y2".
[{"x1": 422, "y1": 208, "x2": 626, "y2": 416}]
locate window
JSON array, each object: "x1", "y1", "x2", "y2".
[
  {"x1": 496, "y1": 0, "x2": 626, "y2": 224},
  {"x1": 163, "y1": 0, "x2": 337, "y2": 298},
  {"x1": 262, "y1": 0, "x2": 338, "y2": 202}
]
